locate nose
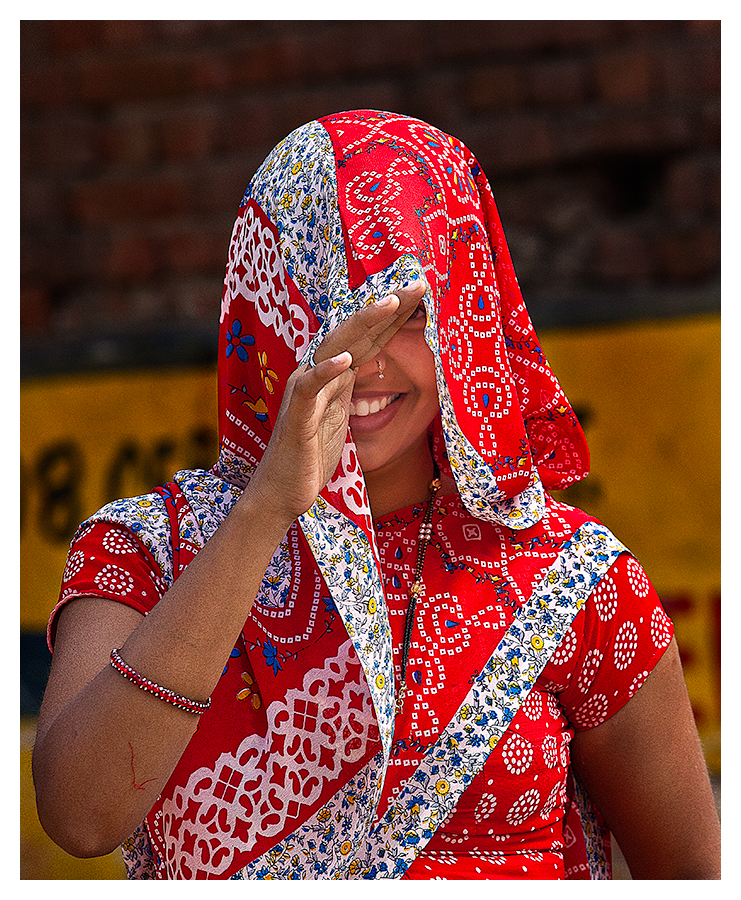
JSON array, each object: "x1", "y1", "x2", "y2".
[{"x1": 355, "y1": 353, "x2": 385, "y2": 381}]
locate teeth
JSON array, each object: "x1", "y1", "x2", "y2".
[{"x1": 350, "y1": 393, "x2": 400, "y2": 417}]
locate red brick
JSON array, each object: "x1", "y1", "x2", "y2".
[
  {"x1": 190, "y1": 52, "x2": 233, "y2": 93},
  {"x1": 663, "y1": 154, "x2": 720, "y2": 217},
  {"x1": 20, "y1": 20, "x2": 48, "y2": 58},
  {"x1": 20, "y1": 63, "x2": 74, "y2": 109},
  {"x1": 20, "y1": 177, "x2": 62, "y2": 225},
  {"x1": 525, "y1": 58, "x2": 587, "y2": 106},
  {"x1": 655, "y1": 228, "x2": 720, "y2": 281},
  {"x1": 103, "y1": 231, "x2": 158, "y2": 281},
  {"x1": 591, "y1": 48, "x2": 657, "y2": 103},
  {"x1": 159, "y1": 225, "x2": 227, "y2": 275},
  {"x1": 214, "y1": 99, "x2": 277, "y2": 156},
  {"x1": 100, "y1": 20, "x2": 154, "y2": 49},
  {"x1": 657, "y1": 36, "x2": 720, "y2": 99},
  {"x1": 72, "y1": 174, "x2": 189, "y2": 224},
  {"x1": 20, "y1": 286, "x2": 52, "y2": 334},
  {"x1": 593, "y1": 225, "x2": 655, "y2": 284},
  {"x1": 469, "y1": 114, "x2": 556, "y2": 175},
  {"x1": 189, "y1": 160, "x2": 255, "y2": 215},
  {"x1": 98, "y1": 114, "x2": 155, "y2": 166},
  {"x1": 19, "y1": 19, "x2": 721, "y2": 347},
  {"x1": 685, "y1": 20, "x2": 721, "y2": 34},
  {"x1": 47, "y1": 20, "x2": 107, "y2": 55},
  {"x1": 467, "y1": 64, "x2": 526, "y2": 113},
  {"x1": 156, "y1": 111, "x2": 219, "y2": 162},
  {"x1": 74, "y1": 53, "x2": 191, "y2": 105},
  {"x1": 22, "y1": 113, "x2": 99, "y2": 174}
]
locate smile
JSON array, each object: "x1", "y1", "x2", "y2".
[{"x1": 349, "y1": 393, "x2": 401, "y2": 417}]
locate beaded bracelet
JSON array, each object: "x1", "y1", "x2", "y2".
[{"x1": 110, "y1": 648, "x2": 212, "y2": 715}]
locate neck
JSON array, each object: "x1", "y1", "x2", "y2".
[{"x1": 364, "y1": 437, "x2": 436, "y2": 520}]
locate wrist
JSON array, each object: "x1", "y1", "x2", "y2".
[{"x1": 237, "y1": 473, "x2": 298, "y2": 539}]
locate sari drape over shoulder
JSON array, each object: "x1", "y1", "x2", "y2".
[{"x1": 50, "y1": 111, "x2": 673, "y2": 879}]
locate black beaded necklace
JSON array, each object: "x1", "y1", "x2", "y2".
[{"x1": 395, "y1": 465, "x2": 441, "y2": 714}]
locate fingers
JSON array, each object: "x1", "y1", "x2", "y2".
[
  {"x1": 313, "y1": 279, "x2": 426, "y2": 369},
  {"x1": 293, "y1": 350, "x2": 354, "y2": 400}
]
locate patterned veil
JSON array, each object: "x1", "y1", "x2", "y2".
[{"x1": 118, "y1": 110, "x2": 594, "y2": 878}]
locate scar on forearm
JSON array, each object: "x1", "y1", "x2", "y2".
[{"x1": 128, "y1": 741, "x2": 157, "y2": 791}]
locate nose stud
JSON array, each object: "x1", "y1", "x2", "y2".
[{"x1": 377, "y1": 359, "x2": 385, "y2": 379}]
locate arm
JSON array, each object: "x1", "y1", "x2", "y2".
[
  {"x1": 32, "y1": 481, "x2": 293, "y2": 858},
  {"x1": 33, "y1": 282, "x2": 426, "y2": 858},
  {"x1": 570, "y1": 638, "x2": 720, "y2": 879}
]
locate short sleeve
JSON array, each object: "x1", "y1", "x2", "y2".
[
  {"x1": 47, "y1": 521, "x2": 168, "y2": 651},
  {"x1": 540, "y1": 553, "x2": 674, "y2": 731}
]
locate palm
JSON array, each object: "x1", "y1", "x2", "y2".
[{"x1": 244, "y1": 281, "x2": 425, "y2": 523}]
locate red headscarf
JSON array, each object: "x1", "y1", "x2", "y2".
[{"x1": 217, "y1": 110, "x2": 589, "y2": 533}]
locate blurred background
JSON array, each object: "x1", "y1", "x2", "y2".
[{"x1": 20, "y1": 19, "x2": 720, "y2": 879}]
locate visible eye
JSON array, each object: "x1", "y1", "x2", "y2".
[{"x1": 408, "y1": 302, "x2": 427, "y2": 323}]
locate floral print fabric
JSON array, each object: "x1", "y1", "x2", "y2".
[
  {"x1": 53, "y1": 486, "x2": 672, "y2": 879},
  {"x1": 49, "y1": 111, "x2": 671, "y2": 879}
]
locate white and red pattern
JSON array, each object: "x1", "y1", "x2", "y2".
[
  {"x1": 54, "y1": 489, "x2": 671, "y2": 879},
  {"x1": 50, "y1": 112, "x2": 673, "y2": 880}
]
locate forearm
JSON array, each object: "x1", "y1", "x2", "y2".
[{"x1": 33, "y1": 486, "x2": 293, "y2": 857}]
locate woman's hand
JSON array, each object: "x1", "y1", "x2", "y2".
[{"x1": 246, "y1": 280, "x2": 426, "y2": 526}]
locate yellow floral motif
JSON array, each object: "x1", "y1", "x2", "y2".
[
  {"x1": 489, "y1": 734, "x2": 498, "y2": 749},
  {"x1": 259, "y1": 351, "x2": 279, "y2": 394},
  {"x1": 245, "y1": 396, "x2": 269, "y2": 419},
  {"x1": 237, "y1": 671, "x2": 262, "y2": 709},
  {"x1": 375, "y1": 674, "x2": 385, "y2": 690},
  {"x1": 340, "y1": 841, "x2": 353, "y2": 856},
  {"x1": 530, "y1": 635, "x2": 544, "y2": 651},
  {"x1": 367, "y1": 597, "x2": 377, "y2": 615},
  {"x1": 317, "y1": 808, "x2": 331, "y2": 823},
  {"x1": 435, "y1": 779, "x2": 450, "y2": 796}
]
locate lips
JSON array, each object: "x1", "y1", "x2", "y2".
[{"x1": 349, "y1": 393, "x2": 401, "y2": 418}]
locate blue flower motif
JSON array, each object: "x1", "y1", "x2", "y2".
[
  {"x1": 222, "y1": 646, "x2": 241, "y2": 675},
  {"x1": 225, "y1": 319, "x2": 255, "y2": 361},
  {"x1": 262, "y1": 639, "x2": 282, "y2": 676}
]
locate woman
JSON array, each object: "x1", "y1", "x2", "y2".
[{"x1": 33, "y1": 110, "x2": 720, "y2": 879}]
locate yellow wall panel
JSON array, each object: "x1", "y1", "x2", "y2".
[
  {"x1": 20, "y1": 367, "x2": 218, "y2": 631},
  {"x1": 542, "y1": 314, "x2": 720, "y2": 768}
]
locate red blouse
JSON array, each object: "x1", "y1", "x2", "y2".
[{"x1": 50, "y1": 491, "x2": 672, "y2": 879}]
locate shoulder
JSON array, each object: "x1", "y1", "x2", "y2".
[{"x1": 77, "y1": 489, "x2": 173, "y2": 574}]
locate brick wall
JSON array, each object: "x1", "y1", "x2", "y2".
[{"x1": 21, "y1": 20, "x2": 720, "y2": 371}]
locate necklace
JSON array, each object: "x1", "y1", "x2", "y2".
[{"x1": 396, "y1": 466, "x2": 441, "y2": 714}]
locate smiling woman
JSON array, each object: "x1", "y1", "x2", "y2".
[{"x1": 33, "y1": 110, "x2": 719, "y2": 880}]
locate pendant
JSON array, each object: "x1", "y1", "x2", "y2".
[{"x1": 395, "y1": 683, "x2": 406, "y2": 714}]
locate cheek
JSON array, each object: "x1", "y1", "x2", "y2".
[
  {"x1": 414, "y1": 345, "x2": 439, "y2": 407},
  {"x1": 388, "y1": 329, "x2": 439, "y2": 409}
]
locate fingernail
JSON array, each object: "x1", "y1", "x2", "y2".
[
  {"x1": 405, "y1": 278, "x2": 423, "y2": 290},
  {"x1": 375, "y1": 295, "x2": 395, "y2": 307},
  {"x1": 332, "y1": 351, "x2": 352, "y2": 365}
]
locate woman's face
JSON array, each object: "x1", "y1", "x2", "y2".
[{"x1": 348, "y1": 301, "x2": 439, "y2": 479}]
